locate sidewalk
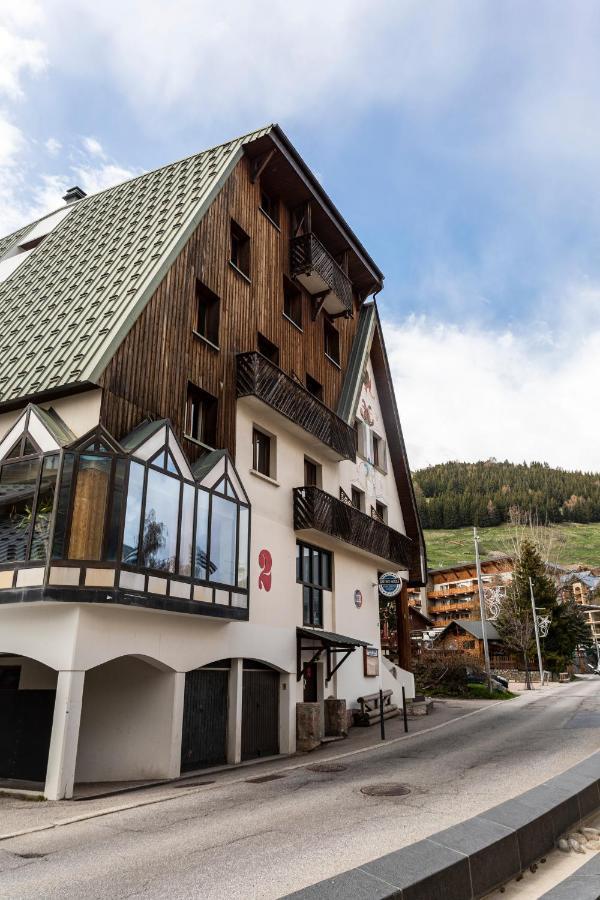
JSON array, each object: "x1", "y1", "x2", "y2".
[{"x1": 0, "y1": 695, "x2": 497, "y2": 840}]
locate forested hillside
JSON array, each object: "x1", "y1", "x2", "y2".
[{"x1": 414, "y1": 460, "x2": 600, "y2": 530}]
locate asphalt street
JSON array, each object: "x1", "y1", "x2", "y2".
[{"x1": 1, "y1": 677, "x2": 600, "y2": 900}]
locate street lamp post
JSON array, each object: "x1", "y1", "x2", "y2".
[
  {"x1": 529, "y1": 577, "x2": 545, "y2": 688},
  {"x1": 474, "y1": 527, "x2": 493, "y2": 693}
]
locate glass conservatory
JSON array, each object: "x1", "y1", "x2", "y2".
[{"x1": 0, "y1": 408, "x2": 250, "y2": 619}]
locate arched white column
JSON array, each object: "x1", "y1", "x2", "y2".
[
  {"x1": 45, "y1": 670, "x2": 85, "y2": 800},
  {"x1": 227, "y1": 659, "x2": 243, "y2": 765}
]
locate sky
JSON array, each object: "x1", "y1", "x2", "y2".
[{"x1": 1, "y1": 0, "x2": 599, "y2": 473}]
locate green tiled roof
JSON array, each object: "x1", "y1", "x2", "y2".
[{"x1": 0, "y1": 125, "x2": 274, "y2": 406}]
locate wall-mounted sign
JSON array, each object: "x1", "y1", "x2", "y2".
[
  {"x1": 354, "y1": 589, "x2": 363, "y2": 608},
  {"x1": 364, "y1": 646, "x2": 379, "y2": 677},
  {"x1": 258, "y1": 549, "x2": 272, "y2": 591},
  {"x1": 378, "y1": 572, "x2": 402, "y2": 598}
]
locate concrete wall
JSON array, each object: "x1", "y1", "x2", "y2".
[{"x1": 76, "y1": 657, "x2": 181, "y2": 782}]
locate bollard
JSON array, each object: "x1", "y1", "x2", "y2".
[
  {"x1": 379, "y1": 688, "x2": 386, "y2": 740},
  {"x1": 402, "y1": 685, "x2": 408, "y2": 733}
]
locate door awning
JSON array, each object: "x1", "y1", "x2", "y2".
[{"x1": 297, "y1": 627, "x2": 370, "y2": 685}]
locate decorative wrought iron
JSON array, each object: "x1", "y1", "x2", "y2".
[
  {"x1": 236, "y1": 352, "x2": 356, "y2": 461},
  {"x1": 293, "y1": 485, "x2": 412, "y2": 569},
  {"x1": 537, "y1": 614, "x2": 551, "y2": 638},
  {"x1": 290, "y1": 233, "x2": 353, "y2": 316},
  {"x1": 483, "y1": 585, "x2": 506, "y2": 621}
]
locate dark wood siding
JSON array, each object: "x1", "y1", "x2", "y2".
[{"x1": 98, "y1": 155, "x2": 361, "y2": 462}]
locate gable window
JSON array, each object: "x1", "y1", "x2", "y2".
[
  {"x1": 186, "y1": 384, "x2": 218, "y2": 448},
  {"x1": 257, "y1": 332, "x2": 279, "y2": 366},
  {"x1": 372, "y1": 432, "x2": 385, "y2": 469},
  {"x1": 260, "y1": 190, "x2": 279, "y2": 227},
  {"x1": 297, "y1": 540, "x2": 332, "y2": 628},
  {"x1": 306, "y1": 374, "x2": 323, "y2": 401},
  {"x1": 354, "y1": 419, "x2": 367, "y2": 458},
  {"x1": 351, "y1": 486, "x2": 364, "y2": 511},
  {"x1": 195, "y1": 280, "x2": 220, "y2": 347},
  {"x1": 304, "y1": 457, "x2": 320, "y2": 488},
  {"x1": 230, "y1": 219, "x2": 250, "y2": 279},
  {"x1": 252, "y1": 427, "x2": 272, "y2": 478},
  {"x1": 283, "y1": 276, "x2": 303, "y2": 329},
  {"x1": 324, "y1": 317, "x2": 340, "y2": 366}
]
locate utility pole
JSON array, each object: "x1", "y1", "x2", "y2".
[
  {"x1": 529, "y1": 577, "x2": 545, "y2": 688},
  {"x1": 474, "y1": 527, "x2": 493, "y2": 693}
]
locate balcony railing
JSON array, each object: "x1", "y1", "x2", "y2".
[
  {"x1": 293, "y1": 485, "x2": 411, "y2": 569},
  {"x1": 236, "y1": 352, "x2": 356, "y2": 461},
  {"x1": 290, "y1": 233, "x2": 353, "y2": 317}
]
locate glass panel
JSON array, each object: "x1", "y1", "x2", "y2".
[
  {"x1": 303, "y1": 585, "x2": 311, "y2": 625},
  {"x1": 321, "y1": 551, "x2": 331, "y2": 590},
  {"x1": 208, "y1": 494, "x2": 237, "y2": 586},
  {"x1": 5, "y1": 439, "x2": 22, "y2": 460},
  {"x1": 30, "y1": 455, "x2": 59, "y2": 561},
  {"x1": 194, "y1": 489, "x2": 209, "y2": 580},
  {"x1": 122, "y1": 461, "x2": 145, "y2": 564},
  {"x1": 142, "y1": 468, "x2": 180, "y2": 572},
  {"x1": 23, "y1": 437, "x2": 37, "y2": 456},
  {"x1": 166, "y1": 452, "x2": 178, "y2": 475},
  {"x1": 312, "y1": 588, "x2": 322, "y2": 627},
  {"x1": 302, "y1": 545, "x2": 310, "y2": 583},
  {"x1": 312, "y1": 548, "x2": 319, "y2": 584},
  {"x1": 178, "y1": 483, "x2": 195, "y2": 576},
  {"x1": 68, "y1": 454, "x2": 111, "y2": 560},
  {"x1": 0, "y1": 458, "x2": 41, "y2": 563},
  {"x1": 105, "y1": 458, "x2": 127, "y2": 561},
  {"x1": 237, "y1": 506, "x2": 249, "y2": 588},
  {"x1": 52, "y1": 453, "x2": 74, "y2": 559},
  {"x1": 225, "y1": 478, "x2": 237, "y2": 500},
  {"x1": 296, "y1": 543, "x2": 301, "y2": 581}
]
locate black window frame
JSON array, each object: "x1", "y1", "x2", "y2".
[
  {"x1": 230, "y1": 219, "x2": 251, "y2": 279},
  {"x1": 283, "y1": 275, "x2": 303, "y2": 330},
  {"x1": 195, "y1": 279, "x2": 220, "y2": 348},
  {"x1": 259, "y1": 189, "x2": 280, "y2": 227},
  {"x1": 186, "y1": 383, "x2": 218, "y2": 449},
  {"x1": 296, "y1": 539, "x2": 332, "y2": 628},
  {"x1": 304, "y1": 457, "x2": 319, "y2": 487},
  {"x1": 351, "y1": 486, "x2": 363, "y2": 511},
  {"x1": 257, "y1": 332, "x2": 279, "y2": 366},
  {"x1": 305, "y1": 373, "x2": 323, "y2": 401},
  {"x1": 324, "y1": 316, "x2": 340, "y2": 366}
]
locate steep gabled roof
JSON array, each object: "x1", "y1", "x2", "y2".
[
  {"x1": 338, "y1": 302, "x2": 427, "y2": 586},
  {"x1": 437, "y1": 619, "x2": 501, "y2": 641},
  {"x1": 0, "y1": 126, "x2": 274, "y2": 408}
]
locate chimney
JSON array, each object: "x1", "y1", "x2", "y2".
[{"x1": 62, "y1": 186, "x2": 87, "y2": 204}]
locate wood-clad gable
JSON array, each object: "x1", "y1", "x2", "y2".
[{"x1": 98, "y1": 155, "x2": 361, "y2": 462}]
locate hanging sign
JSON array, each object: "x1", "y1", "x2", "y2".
[
  {"x1": 354, "y1": 589, "x2": 363, "y2": 608},
  {"x1": 378, "y1": 572, "x2": 402, "y2": 598}
]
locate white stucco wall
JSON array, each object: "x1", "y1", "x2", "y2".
[{"x1": 0, "y1": 388, "x2": 102, "y2": 443}]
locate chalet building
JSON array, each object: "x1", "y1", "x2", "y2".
[
  {"x1": 0, "y1": 125, "x2": 426, "y2": 798},
  {"x1": 411, "y1": 557, "x2": 513, "y2": 627},
  {"x1": 435, "y1": 620, "x2": 517, "y2": 669}
]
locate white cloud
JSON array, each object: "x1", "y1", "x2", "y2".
[
  {"x1": 384, "y1": 309, "x2": 600, "y2": 473},
  {"x1": 71, "y1": 161, "x2": 139, "y2": 195},
  {"x1": 81, "y1": 136, "x2": 104, "y2": 158},
  {"x1": 44, "y1": 137, "x2": 61, "y2": 155},
  {"x1": 0, "y1": 1, "x2": 46, "y2": 100}
]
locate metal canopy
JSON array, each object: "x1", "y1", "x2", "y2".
[{"x1": 296, "y1": 627, "x2": 370, "y2": 685}]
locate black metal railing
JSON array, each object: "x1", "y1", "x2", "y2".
[
  {"x1": 293, "y1": 485, "x2": 412, "y2": 569},
  {"x1": 236, "y1": 352, "x2": 356, "y2": 461},
  {"x1": 290, "y1": 233, "x2": 353, "y2": 315}
]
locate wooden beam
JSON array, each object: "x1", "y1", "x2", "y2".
[{"x1": 251, "y1": 149, "x2": 276, "y2": 184}]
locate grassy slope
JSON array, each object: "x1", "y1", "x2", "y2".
[{"x1": 424, "y1": 522, "x2": 600, "y2": 569}]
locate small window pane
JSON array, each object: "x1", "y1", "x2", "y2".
[
  {"x1": 302, "y1": 545, "x2": 311, "y2": 582},
  {"x1": 30, "y1": 454, "x2": 59, "y2": 561},
  {"x1": 68, "y1": 455, "x2": 111, "y2": 561},
  {"x1": 312, "y1": 588, "x2": 323, "y2": 627},
  {"x1": 105, "y1": 458, "x2": 127, "y2": 562},
  {"x1": 178, "y1": 483, "x2": 195, "y2": 576},
  {"x1": 122, "y1": 461, "x2": 145, "y2": 564},
  {"x1": 166, "y1": 452, "x2": 178, "y2": 475},
  {"x1": 52, "y1": 453, "x2": 75, "y2": 559},
  {"x1": 209, "y1": 494, "x2": 237, "y2": 586},
  {"x1": 237, "y1": 506, "x2": 249, "y2": 589},
  {"x1": 195, "y1": 489, "x2": 209, "y2": 580},
  {"x1": 321, "y1": 552, "x2": 331, "y2": 590},
  {"x1": 142, "y1": 469, "x2": 180, "y2": 572},
  {"x1": 303, "y1": 585, "x2": 311, "y2": 625},
  {"x1": 0, "y1": 458, "x2": 41, "y2": 563},
  {"x1": 253, "y1": 429, "x2": 271, "y2": 476}
]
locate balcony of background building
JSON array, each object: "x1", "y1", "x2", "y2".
[
  {"x1": 290, "y1": 233, "x2": 353, "y2": 318},
  {"x1": 293, "y1": 485, "x2": 411, "y2": 570},
  {"x1": 236, "y1": 352, "x2": 356, "y2": 462}
]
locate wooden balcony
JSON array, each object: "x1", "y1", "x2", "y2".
[
  {"x1": 294, "y1": 485, "x2": 411, "y2": 569},
  {"x1": 290, "y1": 233, "x2": 353, "y2": 317},
  {"x1": 236, "y1": 352, "x2": 356, "y2": 461}
]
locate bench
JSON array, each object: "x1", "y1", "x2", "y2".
[{"x1": 353, "y1": 689, "x2": 400, "y2": 727}]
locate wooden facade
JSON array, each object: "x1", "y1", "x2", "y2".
[{"x1": 98, "y1": 155, "x2": 363, "y2": 463}]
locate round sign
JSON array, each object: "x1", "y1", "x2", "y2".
[
  {"x1": 354, "y1": 589, "x2": 363, "y2": 608},
  {"x1": 378, "y1": 572, "x2": 402, "y2": 598}
]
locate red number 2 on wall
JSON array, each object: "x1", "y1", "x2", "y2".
[{"x1": 258, "y1": 549, "x2": 272, "y2": 591}]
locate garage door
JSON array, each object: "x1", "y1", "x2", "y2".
[
  {"x1": 0, "y1": 688, "x2": 55, "y2": 783},
  {"x1": 241, "y1": 663, "x2": 279, "y2": 761},
  {"x1": 181, "y1": 666, "x2": 228, "y2": 772}
]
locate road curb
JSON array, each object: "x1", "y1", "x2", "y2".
[{"x1": 284, "y1": 751, "x2": 600, "y2": 900}]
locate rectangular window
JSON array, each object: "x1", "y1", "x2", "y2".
[
  {"x1": 324, "y1": 317, "x2": 340, "y2": 365},
  {"x1": 68, "y1": 455, "x2": 111, "y2": 561},
  {"x1": 186, "y1": 384, "x2": 218, "y2": 448},
  {"x1": 194, "y1": 489, "x2": 209, "y2": 580},
  {"x1": 142, "y1": 468, "x2": 180, "y2": 572},
  {"x1": 283, "y1": 276, "x2": 302, "y2": 329},
  {"x1": 351, "y1": 486, "x2": 363, "y2": 511},
  {"x1": 195, "y1": 280, "x2": 220, "y2": 346},
  {"x1": 252, "y1": 428, "x2": 272, "y2": 477},
  {"x1": 260, "y1": 190, "x2": 279, "y2": 226},
  {"x1": 178, "y1": 482, "x2": 195, "y2": 576},
  {"x1": 209, "y1": 494, "x2": 237, "y2": 586},
  {"x1": 0, "y1": 458, "x2": 42, "y2": 562},
  {"x1": 230, "y1": 219, "x2": 250, "y2": 278},
  {"x1": 374, "y1": 501, "x2": 387, "y2": 523},
  {"x1": 257, "y1": 332, "x2": 279, "y2": 366},
  {"x1": 372, "y1": 433, "x2": 384, "y2": 469},
  {"x1": 30, "y1": 454, "x2": 59, "y2": 561},
  {"x1": 304, "y1": 458, "x2": 319, "y2": 487},
  {"x1": 296, "y1": 540, "x2": 332, "y2": 627},
  {"x1": 306, "y1": 374, "x2": 323, "y2": 401},
  {"x1": 122, "y1": 460, "x2": 144, "y2": 564}
]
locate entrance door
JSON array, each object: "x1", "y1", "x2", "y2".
[
  {"x1": 303, "y1": 662, "x2": 318, "y2": 702},
  {"x1": 241, "y1": 663, "x2": 279, "y2": 761},
  {"x1": 0, "y1": 688, "x2": 56, "y2": 783},
  {"x1": 181, "y1": 667, "x2": 229, "y2": 772}
]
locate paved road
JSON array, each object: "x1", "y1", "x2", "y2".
[{"x1": 1, "y1": 678, "x2": 600, "y2": 900}]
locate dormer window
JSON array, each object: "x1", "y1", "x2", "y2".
[{"x1": 0, "y1": 207, "x2": 72, "y2": 284}]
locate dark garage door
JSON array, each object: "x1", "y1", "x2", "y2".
[
  {"x1": 181, "y1": 667, "x2": 228, "y2": 772},
  {"x1": 0, "y1": 688, "x2": 56, "y2": 783},
  {"x1": 241, "y1": 663, "x2": 279, "y2": 761}
]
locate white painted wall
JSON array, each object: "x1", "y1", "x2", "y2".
[{"x1": 0, "y1": 388, "x2": 102, "y2": 443}]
